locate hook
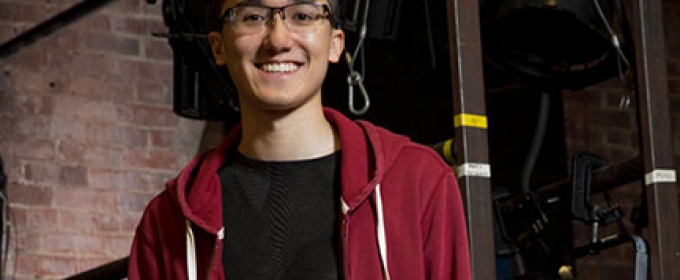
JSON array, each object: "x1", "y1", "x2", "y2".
[{"x1": 347, "y1": 70, "x2": 370, "y2": 115}]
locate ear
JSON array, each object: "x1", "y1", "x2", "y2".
[
  {"x1": 328, "y1": 29, "x2": 345, "y2": 63},
  {"x1": 209, "y1": 31, "x2": 228, "y2": 66}
]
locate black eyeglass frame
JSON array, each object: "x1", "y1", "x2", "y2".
[{"x1": 219, "y1": 2, "x2": 340, "y2": 30}]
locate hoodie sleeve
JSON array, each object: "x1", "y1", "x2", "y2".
[
  {"x1": 129, "y1": 229, "x2": 164, "y2": 279},
  {"x1": 423, "y1": 171, "x2": 472, "y2": 280},
  {"x1": 128, "y1": 201, "x2": 167, "y2": 280},
  {"x1": 128, "y1": 188, "x2": 193, "y2": 280}
]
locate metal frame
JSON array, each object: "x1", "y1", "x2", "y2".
[
  {"x1": 0, "y1": 0, "x2": 118, "y2": 59},
  {"x1": 446, "y1": 0, "x2": 680, "y2": 279}
]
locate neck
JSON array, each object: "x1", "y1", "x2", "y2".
[{"x1": 237, "y1": 105, "x2": 339, "y2": 161}]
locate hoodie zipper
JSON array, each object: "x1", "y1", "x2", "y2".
[
  {"x1": 205, "y1": 233, "x2": 221, "y2": 280},
  {"x1": 341, "y1": 217, "x2": 348, "y2": 280}
]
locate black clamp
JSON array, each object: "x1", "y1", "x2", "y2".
[
  {"x1": 571, "y1": 152, "x2": 630, "y2": 256},
  {"x1": 571, "y1": 152, "x2": 609, "y2": 223}
]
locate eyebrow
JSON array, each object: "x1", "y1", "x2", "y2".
[
  {"x1": 233, "y1": 0, "x2": 262, "y2": 6},
  {"x1": 235, "y1": 0, "x2": 318, "y2": 6}
]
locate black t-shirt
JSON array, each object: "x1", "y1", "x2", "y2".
[{"x1": 218, "y1": 151, "x2": 341, "y2": 280}]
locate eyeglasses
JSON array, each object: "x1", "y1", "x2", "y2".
[{"x1": 220, "y1": 2, "x2": 337, "y2": 34}]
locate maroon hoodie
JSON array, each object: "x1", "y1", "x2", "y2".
[{"x1": 129, "y1": 108, "x2": 471, "y2": 280}]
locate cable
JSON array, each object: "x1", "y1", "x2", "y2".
[
  {"x1": 345, "y1": 0, "x2": 371, "y2": 115},
  {"x1": 592, "y1": 0, "x2": 630, "y2": 67},
  {"x1": 591, "y1": 0, "x2": 633, "y2": 109},
  {"x1": 521, "y1": 92, "x2": 550, "y2": 195}
]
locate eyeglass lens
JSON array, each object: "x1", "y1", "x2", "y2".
[{"x1": 229, "y1": 3, "x2": 329, "y2": 33}]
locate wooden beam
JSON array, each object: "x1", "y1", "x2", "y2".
[
  {"x1": 446, "y1": 0, "x2": 496, "y2": 279},
  {"x1": 630, "y1": 0, "x2": 680, "y2": 279}
]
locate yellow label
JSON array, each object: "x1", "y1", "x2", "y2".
[{"x1": 454, "y1": 114, "x2": 488, "y2": 129}]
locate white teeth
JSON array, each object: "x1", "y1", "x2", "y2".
[{"x1": 261, "y1": 63, "x2": 298, "y2": 73}]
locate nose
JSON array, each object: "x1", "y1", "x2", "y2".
[{"x1": 263, "y1": 12, "x2": 294, "y2": 52}]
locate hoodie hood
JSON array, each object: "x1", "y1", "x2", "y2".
[
  {"x1": 167, "y1": 107, "x2": 410, "y2": 233},
  {"x1": 165, "y1": 124, "x2": 241, "y2": 235},
  {"x1": 325, "y1": 109, "x2": 410, "y2": 212}
]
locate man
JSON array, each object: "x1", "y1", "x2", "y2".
[{"x1": 128, "y1": 0, "x2": 472, "y2": 279}]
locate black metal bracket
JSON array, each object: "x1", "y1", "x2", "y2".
[
  {"x1": 63, "y1": 257, "x2": 129, "y2": 280},
  {"x1": 0, "y1": 0, "x2": 119, "y2": 59}
]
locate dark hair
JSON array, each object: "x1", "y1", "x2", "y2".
[{"x1": 208, "y1": 0, "x2": 343, "y2": 31}]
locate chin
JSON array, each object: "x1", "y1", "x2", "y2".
[{"x1": 240, "y1": 95, "x2": 301, "y2": 112}]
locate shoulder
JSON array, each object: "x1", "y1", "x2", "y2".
[
  {"x1": 391, "y1": 141, "x2": 455, "y2": 184},
  {"x1": 401, "y1": 141, "x2": 449, "y2": 167},
  {"x1": 134, "y1": 189, "x2": 184, "y2": 240},
  {"x1": 354, "y1": 119, "x2": 453, "y2": 177}
]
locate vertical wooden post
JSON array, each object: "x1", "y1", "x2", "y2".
[
  {"x1": 630, "y1": 0, "x2": 680, "y2": 279},
  {"x1": 446, "y1": 0, "x2": 496, "y2": 279}
]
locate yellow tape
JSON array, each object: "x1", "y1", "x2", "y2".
[{"x1": 454, "y1": 114, "x2": 488, "y2": 129}]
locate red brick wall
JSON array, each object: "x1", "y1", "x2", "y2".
[
  {"x1": 563, "y1": 0, "x2": 680, "y2": 278},
  {"x1": 0, "y1": 0, "x2": 212, "y2": 278}
]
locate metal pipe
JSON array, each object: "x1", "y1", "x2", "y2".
[
  {"x1": 0, "y1": 0, "x2": 119, "y2": 59},
  {"x1": 64, "y1": 256, "x2": 129, "y2": 280}
]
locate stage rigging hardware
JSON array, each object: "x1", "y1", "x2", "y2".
[
  {"x1": 430, "y1": 0, "x2": 650, "y2": 278},
  {"x1": 342, "y1": 0, "x2": 372, "y2": 115},
  {"x1": 341, "y1": 0, "x2": 403, "y2": 115},
  {"x1": 0, "y1": 0, "x2": 118, "y2": 59},
  {"x1": 480, "y1": 0, "x2": 633, "y2": 95},
  {"x1": 569, "y1": 152, "x2": 649, "y2": 280},
  {"x1": 147, "y1": 0, "x2": 240, "y2": 121}
]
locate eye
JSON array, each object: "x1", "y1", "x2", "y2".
[
  {"x1": 240, "y1": 12, "x2": 266, "y2": 22},
  {"x1": 287, "y1": 4, "x2": 322, "y2": 24},
  {"x1": 234, "y1": 7, "x2": 268, "y2": 23},
  {"x1": 290, "y1": 12, "x2": 315, "y2": 21}
]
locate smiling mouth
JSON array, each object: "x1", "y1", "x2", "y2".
[{"x1": 258, "y1": 63, "x2": 300, "y2": 74}]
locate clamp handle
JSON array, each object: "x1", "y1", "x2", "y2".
[{"x1": 571, "y1": 152, "x2": 607, "y2": 223}]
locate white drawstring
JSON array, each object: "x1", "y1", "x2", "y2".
[
  {"x1": 186, "y1": 220, "x2": 197, "y2": 280},
  {"x1": 186, "y1": 194, "x2": 388, "y2": 279},
  {"x1": 374, "y1": 184, "x2": 391, "y2": 280},
  {"x1": 186, "y1": 221, "x2": 225, "y2": 280},
  {"x1": 341, "y1": 198, "x2": 350, "y2": 215},
  {"x1": 217, "y1": 226, "x2": 225, "y2": 240}
]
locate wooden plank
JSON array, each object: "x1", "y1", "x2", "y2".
[
  {"x1": 629, "y1": 0, "x2": 680, "y2": 279},
  {"x1": 446, "y1": 0, "x2": 496, "y2": 279}
]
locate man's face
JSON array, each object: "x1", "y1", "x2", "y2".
[{"x1": 209, "y1": 0, "x2": 345, "y2": 113}]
